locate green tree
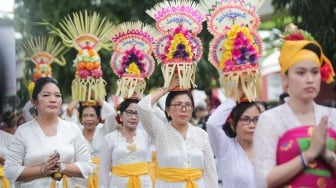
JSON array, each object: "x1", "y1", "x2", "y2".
[
  {"x1": 14, "y1": 0, "x2": 218, "y2": 105},
  {"x1": 272, "y1": 0, "x2": 336, "y2": 69}
]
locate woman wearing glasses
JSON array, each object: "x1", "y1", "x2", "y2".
[
  {"x1": 206, "y1": 97, "x2": 265, "y2": 188},
  {"x1": 98, "y1": 98, "x2": 153, "y2": 188},
  {"x1": 136, "y1": 78, "x2": 218, "y2": 188}
]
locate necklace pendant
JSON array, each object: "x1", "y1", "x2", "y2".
[{"x1": 127, "y1": 143, "x2": 137, "y2": 152}]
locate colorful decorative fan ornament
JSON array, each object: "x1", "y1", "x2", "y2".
[
  {"x1": 200, "y1": 0, "x2": 264, "y2": 102},
  {"x1": 106, "y1": 21, "x2": 159, "y2": 98},
  {"x1": 21, "y1": 36, "x2": 67, "y2": 95},
  {"x1": 146, "y1": 0, "x2": 205, "y2": 90},
  {"x1": 49, "y1": 11, "x2": 113, "y2": 101}
]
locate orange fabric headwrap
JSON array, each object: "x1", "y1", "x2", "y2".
[{"x1": 279, "y1": 40, "x2": 335, "y2": 83}]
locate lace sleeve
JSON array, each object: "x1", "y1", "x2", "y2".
[
  {"x1": 101, "y1": 101, "x2": 115, "y2": 120},
  {"x1": 4, "y1": 128, "x2": 26, "y2": 182},
  {"x1": 72, "y1": 124, "x2": 94, "y2": 179},
  {"x1": 98, "y1": 135, "x2": 114, "y2": 188},
  {"x1": 206, "y1": 99, "x2": 236, "y2": 158},
  {"x1": 137, "y1": 94, "x2": 166, "y2": 138},
  {"x1": 201, "y1": 131, "x2": 219, "y2": 188},
  {"x1": 22, "y1": 100, "x2": 34, "y2": 121},
  {"x1": 253, "y1": 110, "x2": 282, "y2": 188},
  {"x1": 102, "y1": 111, "x2": 119, "y2": 134}
]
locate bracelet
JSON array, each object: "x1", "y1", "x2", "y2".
[
  {"x1": 40, "y1": 164, "x2": 47, "y2": 176},
  {"x1": 300, "y1": 152, "x2": 308, "y2": 169},
  {"x1": 59, "y1": 162, "x2": 66, "y2": 173}
]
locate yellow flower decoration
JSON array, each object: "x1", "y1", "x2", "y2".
[
  {"x1": 166, "y1": 33, "x2": 193, "y2": 60},
  {"x1": 220, "y1": 24, "x2": 259, "y2": 70},
  {"x1": 126, "y1": 62, "x2": 141, "y2": 75}
]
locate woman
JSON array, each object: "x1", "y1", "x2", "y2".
[
  {"x1": 206, "y1": 97, "x2": 265, "y2": 188},
  {"x1": 4, "y1": 77, "x2": 93, "y2": 187},
  {"x1": 62, "y1": 98, "x2": 114, "y2": 129},
  {"x1": 0, "y1": 130, "x2": 13, "y2": 188},
  {"x1": 136, "y1": 78, "x2": 218, "y2": 188},
  {"x1": 99, "y1": 98, "x2": 152, "y2": 188},
  {"x1": 253, "y1": 25, "x2": 336, "y2": 188},
  {"x1": 75, "y1": 100, "x2": 115, "y2": 188}
]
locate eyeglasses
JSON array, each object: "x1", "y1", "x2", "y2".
[
  {"x1": 170, "y1": 103, "x2": 193, "y2": 110},
  {"x1": 124, "y1": 110, "x2": 138, "y2": 117},
  {"x1": 239, "y1": 116, "x2": 258, "y2": 125}
]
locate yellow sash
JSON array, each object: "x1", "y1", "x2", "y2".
[
  {"x1": 111, "y1": 162, "x2": 149, "y2": 188},
  {"x1": 88, "y1": 157, "x2": 100, "y2": 188},
  {"x1": 0, "y1": 165, "x2": 11, "y2": 188},
  {"x1": 157, "y1": 167, "x2": 202, "y2": 188},
  {"x1": 149, "y1": 152, "x2": 157, "y2": 185},
  {"x1": 50, "y1": 175, "x2": 69, "y2": 188}
]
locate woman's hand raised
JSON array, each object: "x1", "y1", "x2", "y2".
[{"x1": 305, "y1": 116, "x2": 328, "y2": 162}]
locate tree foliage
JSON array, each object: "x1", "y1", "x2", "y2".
[
  {"x1": 14, "y1": 0, "x2": 218, "y2": 104},
  {"x1": 272, "y1": 0, "x2": 336, "y2": 69}
]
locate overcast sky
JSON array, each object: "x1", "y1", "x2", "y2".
[{"x1": 0, "y1": 0, "x2": 14, "y2": 15}]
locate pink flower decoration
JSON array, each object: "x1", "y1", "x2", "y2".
[
  {"x1": 247, "y1": 45, "x2": 257, "y2": 55},
  {"x1": 91, "y1": 68, "x2": 103, "y2": 79},
  {"x1": 241, "y1": 38, "x2": 250, "y2": 46},
  {"x1": 232, "y1": 49, "x2": 241, "y2": 60},
  {"x1": 224, "y1": 60, "x2": 235, "y2": 70},
  {"x1": 78, "y1": 69, "x2": 90, "y2": 79},
  {"x1": 234, "y1": 38, "x2": 243, "y2": 48}
]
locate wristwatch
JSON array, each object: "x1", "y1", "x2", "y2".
[{"x1": 60, "y1": 162, "x2": 66, "y2": 173}]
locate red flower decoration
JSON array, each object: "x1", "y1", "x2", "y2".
[
  {"x1": 320, "y1": 62, "x2": 333, "y2": 83},
  {"x1": 115, "y1": 114, "x2": 122, "y2": 124},
  {"x1": 284, "y1": 33, "x2": 305, "y2": 41}
]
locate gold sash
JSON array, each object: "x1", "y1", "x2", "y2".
[
  {"x1": 0, "y1": 165, "x2": 10, "y2": 188},
  {"x1": 50, "y1": 175, "x2": 69, "y2": 188},
  {"x1": 111, "y1": 162, "x2": 149, "y2": 188},
  {"x1": 88, "y1": 157, "x2": 100, "y2": 188},
  {"x1": 157, "y1": 167, "x2": 202, "y2": 188},
  {"x1": 149, "y1": 151, "x2": 157, "y2": 185}
]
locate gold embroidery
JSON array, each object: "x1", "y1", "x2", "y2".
[{"x1": 127, "y1": 143, "x2": 137, "y2": 152}]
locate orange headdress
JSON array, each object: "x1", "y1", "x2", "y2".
[
  {"x1": 200, "y1": 0, "x2": 264, "y2": 102},
  {"x1": 279, "y1": 23, "x2": 335, "y2": 83},
  {"x1": 21, "y1": 36, "x2": 67, "y2": 95},
  {"x1": 146, "y1": 0, "x2": 205, "y2": 90}
]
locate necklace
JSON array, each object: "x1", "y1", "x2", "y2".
[{"x1": 127, "y1": 143, "x2": 137, "y2": 153}]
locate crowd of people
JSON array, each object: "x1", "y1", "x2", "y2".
[
  {"x1": 1, "y1": 3, "x2": 336, "y2": 188},
  {"x1": 1, "y1": 54, "x2": 335, "y2": 187}
]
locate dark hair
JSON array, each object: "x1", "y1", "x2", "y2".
[
  {"x1": 117, "y1": 98, "x2": 139, "y2": 113},
  {"x1": 255, "y1": 100, "x2": 267, "y2": 111},
  {"x1": 165, "y1": 90, "x2": 194, "y2": 121},
  {"x1": 32, "y1": 77, "x2": 62, "y2": 101},
  {"x1": 279, "y1": 92, "x2": 289, "y2": 104},
  {"x1": 192, "y1": 106, "x2": 206, "y2": 119},
  {"x1": 303, "y1": 43, "x2": 321, "y2": 59},
  {"x1": 223, "y1": 101, "x2": 263, "y2": 138},
  {"x1": 78, "y1": 102, "x2": 101, "y2": 121}
]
